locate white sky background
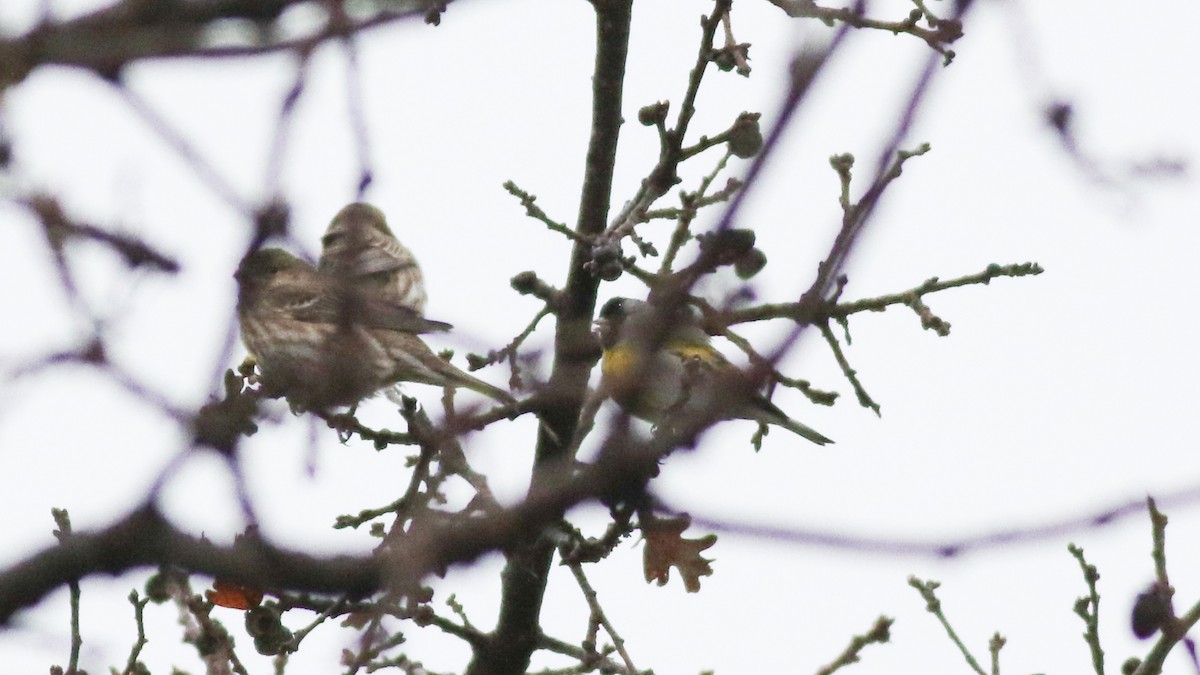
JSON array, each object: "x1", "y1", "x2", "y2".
[{"x1": 1, "y1": 0, "x2": 1199, "y2": 673}]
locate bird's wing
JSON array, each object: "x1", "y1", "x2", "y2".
[
  {"x1": 362, "y1": 302, "x2": 450, "y2": 333},
  {"x1": 265, "y1": 284, "x2": 326, "y2": 317},
  {"x1": 367, "y1": 235, "x2": 420, "y2": 274},
  {"x1": 664, "y1": 342, "x2": 733, "y2": 372},
  {"x1": 275, "y1": 285, "x2": 450, "y2": 333},
  {"x1": 323, "y1": 238, "x2": 418, "y2": 277}
]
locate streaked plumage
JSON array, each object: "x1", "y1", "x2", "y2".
[
  {"x1": 595, "y1": 297, "x2": 832, "y2": 446},
  {"x1": 235, "y1": 249, "x2": 513, "y2": 411},
  {"x1": 318, "y1": 203, "x2": 427, "y2": 315}
]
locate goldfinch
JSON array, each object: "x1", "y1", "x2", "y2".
[{"x1": 595, "y1": 297, "x2": 832, "y2": 445}]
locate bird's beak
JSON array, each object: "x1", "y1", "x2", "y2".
[
  {"x1": 593, "y1": 317, "x2": 615, "y2": 349},
  {"x1": 233, "y1": 253, "x2": 254, "y2": 282}
]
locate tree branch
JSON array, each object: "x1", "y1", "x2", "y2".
[
  {"x1": 0, "y1": 505, "x2": 379, "y2": 625},
  {"x1": 471, "y1": 3, "x2": 633, "y2": 673}
]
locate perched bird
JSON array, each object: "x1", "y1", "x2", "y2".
[
  {"x1": 595, "y1": 297, "x2": 833, "y2": 445},
  {"x1": 235, "y1": 248, "x2": 514, "y2": 411},
  {"x1": 318, "y1": 202, "x2": 427, "y2": 315}
]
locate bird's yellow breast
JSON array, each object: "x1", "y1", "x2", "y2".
[
  {"x1": 601, "y1": 345, "x2": 640, "y2": 383},
  {"x1": 602, "y1": 342, "x2": 724, "y2": 383}
]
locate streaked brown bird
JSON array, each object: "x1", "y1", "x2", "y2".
[
  {"x1": 318, "y1": 202, "x2": 427, "y2": 315},
  {"x1": 235, "y1": 248, "x2": 514, "y2": 411}
]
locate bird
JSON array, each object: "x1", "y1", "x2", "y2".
[
  {"x1": 235, "y1": 248, "x2": 514, "y2": 411},
  {"x1": 594, "y1": 296, "x2": 833, "y2": 445},
  {"x1": 318, "y1": 202, "x2": 427, "y2": 315}
]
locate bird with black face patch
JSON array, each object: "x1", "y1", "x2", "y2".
[{"x1": 595, "y1": 296, "x2": 832, "y2": 446}]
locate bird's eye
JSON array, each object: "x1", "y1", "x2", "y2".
[
  {"x1": 598, "y1": 297, "x2": 624, "y2": 319},
  {"x1": 322, "y1": 233, "x2": 343, "y2": 248}
]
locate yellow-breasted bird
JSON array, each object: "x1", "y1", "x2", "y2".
[
  {"x1": 595, "y1": 297, "x2": 833, "y2": 446},
  {"x1": 236, "y1": 248, "x2": 514, "y2": 411},
  {"x1": 318, "y1": 202, "x2": 428, "y2": 315}
]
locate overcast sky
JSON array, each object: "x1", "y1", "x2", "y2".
[{"x1": 2, "y1": 0, "x2": 1200, "y2": 673}]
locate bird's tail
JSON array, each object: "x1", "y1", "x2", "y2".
[
  {"x1": 406, "y1": 362, "x2": 516, "y2": 405},
  {"x1": 776, "y1": 415, "x2": 834, "y2": 446},
  {"x1": 383, "y1": 332, "x2": 517, "y2": 406},
  {"x1": 747, "y1": 397, "x2": 834, "y2": 446},
  {"x1": 451, "y1": 368, "x2": 517, "y2": 406}
]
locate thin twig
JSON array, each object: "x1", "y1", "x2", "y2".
[
  {"x1": 909, "y1": 577, "x2": 987, "y2": 675},
  {"x1": 818, "y1": 321, "x2": 879, "y2": 415},
  {"x1": 814, "y1": 615, "x2": 892, "y2": 675},
  {"x1": 287, "y1": 596, "x2": 347, "y2": 650},
  {"x1": 725, "y1": 262, "x2": 1044, "y2": 325},
  {"x1": 564, "y1": 559, "x2": 637, "y2": 673},
  {"x1": 1068, "y1": 544, "x2": 1105, "y2": 675},
  {"x1": 658, "y1": 151, "x2": 736, "y2": 273},
  {"x1": 601, "y1": 0, "x2": 733, "y2": 244},
  {"x1": 537, "y1": 632, "x2": 641, "y2": 675},
  {"x1": 765, "y1": 0, "x2": 963, "y2": 60},
  {"x1": 51, "y1": 509, "x2": 82, "y2": 675},
  {"x1": 120, "y1": 591, "x2": 151, "y2": 675},
  {"x1": 505, "y1": 181, "x2": 588, "y2": 244}
]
